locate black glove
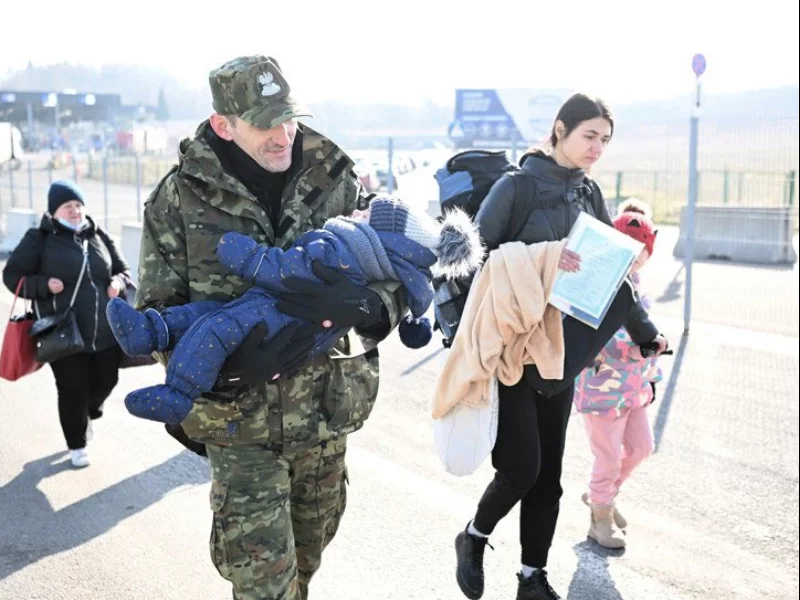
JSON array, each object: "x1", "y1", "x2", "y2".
[
  {"x1": 650, "y1": 382, "x2": 657, "y2": 405},
  {"x1": 216, "y1": 320, "x2": 322, "y2": 388},
  {"x1": 640, "y1": 340, "x2": 674, "y2": 358},
  {"x1": 275, "y1": 261, "x2": 384, "y2": 330},
  {"x1": 164, "y1": 423, "x2": 207, "y2": 458}
]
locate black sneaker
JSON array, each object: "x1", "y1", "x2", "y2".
[
  {"x1": 455, "y1": 523, "x2": 492, "y2": 599},
  {"x1": 516, "y1": 569, "x2": 562, "y2": 600}
]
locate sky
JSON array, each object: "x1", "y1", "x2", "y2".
[{"x1": 1, "y1": 0, "x2": 798, "y2": 107}]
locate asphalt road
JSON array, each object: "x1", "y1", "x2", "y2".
[{"x1": 0, "y1": 156, "x2": 798, "y2": 600}]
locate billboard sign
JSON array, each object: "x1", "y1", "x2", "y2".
[{"x1": 449, "y1": 88, "x2": 572, "y2": 149}]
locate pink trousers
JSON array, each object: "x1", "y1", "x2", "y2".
[{"x1": 582, "y1": 406, "x2": 655, "y2": 505}]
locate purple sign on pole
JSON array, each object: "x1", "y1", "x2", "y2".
[{"x1": 692, "y1": 53, "x2": 707, "y2": 77}]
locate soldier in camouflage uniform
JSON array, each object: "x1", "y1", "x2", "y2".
[{"x1": 135, "y1": 55, "x2": 408, "y2": 600}]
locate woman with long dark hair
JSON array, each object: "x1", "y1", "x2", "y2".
[{"x1": 453, "y1": 94, "x2": 667, "y2": 600}]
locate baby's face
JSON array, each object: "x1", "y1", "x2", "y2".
[{"x1": 350, "y1": 208, "x2": 371, "y2": 222}]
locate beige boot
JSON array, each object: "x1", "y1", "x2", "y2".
[
  {"x1": 587, "y1": 504, "x2": 626, "y2": 549},
  {"x1": 582, "y1": 492, "x2": 627, "y2": 530},
  {"x1": 612, "y1": 498, "x2": 628, "y2": 530}
]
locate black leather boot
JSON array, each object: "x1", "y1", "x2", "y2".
[
  {"x1": 516, "y1": 569, "x2": 562, "y2": 600},
  {"x1": 455, "y1": 523, "x2": 492, "y2": 599}
]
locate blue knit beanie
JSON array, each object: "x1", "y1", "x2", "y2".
[
  {"x1": 368, "y1": 197, "x2": 440, "y2": 349},
  {"x1": 368, "y1": 197, "x2": 441, "y2": 254},
  {"x1": 48, "y1": 180, "x2": 85, "y2": 215}
]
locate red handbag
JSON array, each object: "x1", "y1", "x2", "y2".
[{"x1": 0, "y1": 278, "x2": 44, "y2": 381}]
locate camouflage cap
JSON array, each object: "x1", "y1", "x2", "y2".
[{"x1": 209, "y1": 55, "x2": 313, "y2": 129}]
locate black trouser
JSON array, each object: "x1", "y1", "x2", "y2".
[
  {"x1": 50, "y1": 346, "x2": 120, "y2": 450},
  {"x1": 525, "y1": 280, "x2": 637, "y2": 398},
  {"x1": 472, "y1": 377, "x2": 574, "y2": 568}
]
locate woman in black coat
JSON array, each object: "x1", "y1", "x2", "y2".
[
  {"x1": 3, "y1": 180, "x2": 130, "y2": 468},
  {"x1": 453, "y1": 95, "x2": 668, "y2": 600}
]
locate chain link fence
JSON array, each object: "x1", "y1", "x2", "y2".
[
  {"x1": 1, "y1": 115, "x2": 796, "y2": 337},
  {"x1": 593, "y1": 116, "x2": 798, "y2": 224},
  {"x1": 0, "y1": 152, "x2": 171, "y2": 239}
]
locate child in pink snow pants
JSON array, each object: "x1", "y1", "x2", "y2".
[{"x1": 574, "y1": 199, "x2": 666, "y2": 549}]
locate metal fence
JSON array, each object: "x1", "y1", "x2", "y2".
[
  {"x1": 593, "y1": 168, "x2": 796, "y2": 225},
  {"x1": 2, "y1": 115, "x2": 797, "y2": 240},
  {"x1": 595, "y1": 115, "x2": 799, "y2": 224},
  {"x1": 0, "y1": 115, "x2": 797, "y2": 340},
  {"x1": 0, "y1": 152, "x2": 170, "y2": 239}
]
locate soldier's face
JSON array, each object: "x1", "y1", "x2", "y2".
[{"x1": 220, "y1": 116, "x2": 297, "y2": 173}]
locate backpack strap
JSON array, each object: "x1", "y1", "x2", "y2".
[
  {"x1": 504, "y1": 173, "x2": 538, "y2": 243},
  {"x1": 585, "y1": 177, "x2": 607, "y2": 214}
]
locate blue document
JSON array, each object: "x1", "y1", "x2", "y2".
[{"x1": 548, "y1": 212, "x2": 643, "y2": 329}]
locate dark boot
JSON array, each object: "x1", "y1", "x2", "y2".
[
  {"x1": 516, "y1": 570, "x2": 562, "y2": 600},
  {"x1": 455, "y1": 523, "x2": 492, "y2": 599}
]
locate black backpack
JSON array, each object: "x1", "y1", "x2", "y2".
[
  {"x1": 435, "y1": 150, "x2": 516, "y2": 217},
  {"x1": 434, "y1": 149, "x2": 540, "y2": 243},
  {"x1": 432, "y1": 150, "x2": 539, "y2": 346},
  {"x1": 432, "y1": 150, "x2": 608, "y2": 349}
]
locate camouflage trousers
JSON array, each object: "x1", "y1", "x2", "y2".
[{"x1": 207, "y1": 438, "x2": 348, "y2": 600}]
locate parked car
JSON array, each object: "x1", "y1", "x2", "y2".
[
  {"x1": 394, "y1": 155, "x2": 416, "y2": 175},
  {"x1": 375, "y1": 166, "x2": 400, "y2": 191},
  {"x1": 354, "y1": 159, "x2": 381, "y2": 193}
]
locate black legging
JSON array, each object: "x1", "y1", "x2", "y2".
[
  {"x1": 50, "y1": 346, "x2": 120, "y2": 450},
  {"x1": 470, "y1": 277, "x2": 638, "y2": 567},
  {"x1": 472, "y1": 378, "x2": 574, "y2": 568}
]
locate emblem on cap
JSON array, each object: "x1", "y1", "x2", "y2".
[{"x1": 258, "y1": 72, "x2": 281, "y2": 97}]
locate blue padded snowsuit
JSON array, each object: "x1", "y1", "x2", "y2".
[{"x1": 114, "y1": 227, "x2": 437, "y2": 424}]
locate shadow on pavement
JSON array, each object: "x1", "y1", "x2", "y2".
[
  {"x1": 0, "y1": 449, "x2": 209, "y2": 580},
  {"x1": 566, "y1": 540, "x2": 626, "y2": 600},
  {"x1": 656, "y1": 264, "x2": 684, "y2": 303},
  {"x1": 400, "y1": 344, "x2": 445, "y2": 376},
  {"x1": 653, "y1": 332, "x2": 689, "y2": 453}
]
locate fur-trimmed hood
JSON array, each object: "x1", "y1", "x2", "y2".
[{"x1": 433, "y1": 207, "x2": 484, "y2": 280}]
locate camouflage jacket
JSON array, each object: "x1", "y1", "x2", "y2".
[
  {"x1": 574, "y1": 283, "x2": 664, "y2": 416},
  {"x1": 136, "y1": 121, "x2": 407, "y2": 448}
]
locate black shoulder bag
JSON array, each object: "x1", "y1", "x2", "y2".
[{"x1": 30, "y1": 240, "x2": 88, "y2": 363}]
